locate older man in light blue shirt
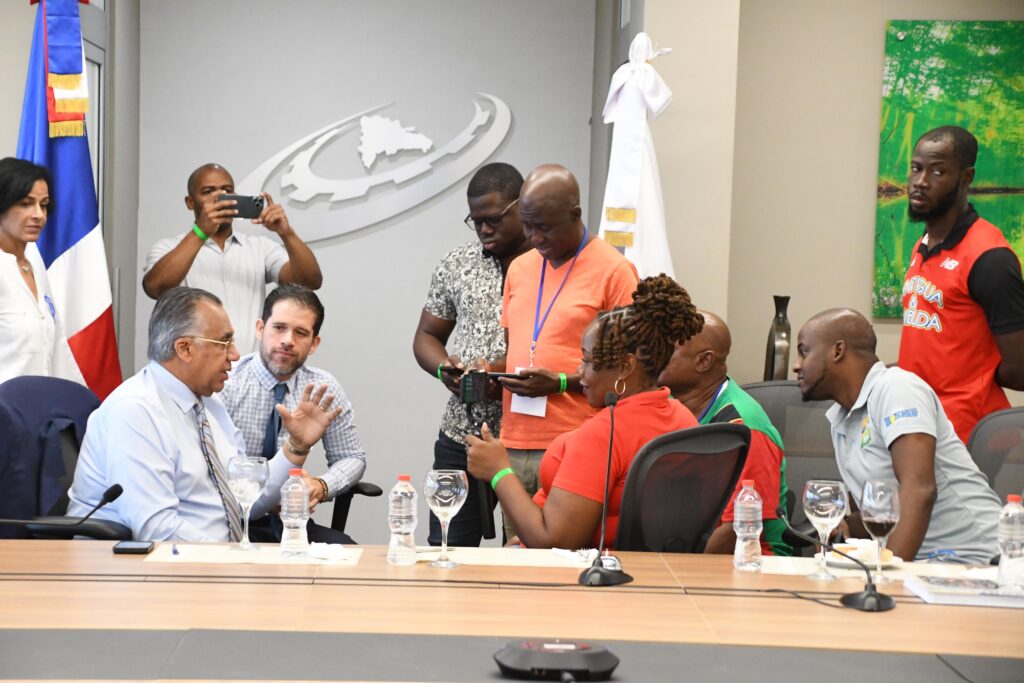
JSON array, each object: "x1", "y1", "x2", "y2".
[{"x1": 68, "y1": 287, "x2": 341, "y2": 542}]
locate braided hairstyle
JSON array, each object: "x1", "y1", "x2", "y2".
[{"x1": 590, "y1": 275, "x2": 703, "y2": 380}]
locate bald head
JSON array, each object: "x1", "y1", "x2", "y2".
[
  {"x1": 658, "y1": 310, "x2": 731, "y2": 399},
  {"x1": 520, "y1": 164, "x2": 580, "y2": 212},
  {"x1": 695, "y1": 310, "x2": 731, "y2": 360},
  {"x1": 518, "y1": 164, "x2": 585, "y2": 264},
  {"x1": 804, "y1": 308, "x2": 877, "y2": 357},
  {"x1": 794, "y1": 308, "x2": 879, "y2": 406},
  {"x1": 187, "y1": 163, "x2": 230, "y2": 197}
]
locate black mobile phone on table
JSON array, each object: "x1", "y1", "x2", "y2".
[
  {"x1": 217, "y1": 193, "x2": 265, "y2": 219},
  {"x1": 112, "y1": 540, "x2": 155, "y2": 555}
]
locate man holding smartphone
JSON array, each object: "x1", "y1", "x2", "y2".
[
  {"x1": 412, "y1": 162, "x2": 531, "y2": 546},
  {"x1": 143, "y1": 163, "x2": 323, "y2": 353}
]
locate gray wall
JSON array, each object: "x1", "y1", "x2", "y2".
[{"x1": 134, "y1": 0, "x2": 597, "y2": 544}]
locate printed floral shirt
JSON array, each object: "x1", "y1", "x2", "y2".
[{"x1": 424, "y1": 241, "x2": 507, "y2": 444}]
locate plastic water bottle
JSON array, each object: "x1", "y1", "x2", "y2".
[
  {"x1": 733, "y1": 479, "x2": 763, "y2": 572},
  {"x1": 387, "y1": 474, "x2": 418, "y2": 566},
  {"x1": 279, "y1": 468, "x2": 310, "y2": 558},
  {"x1": 997, "y1": 494, "x2": 1024, "y2": 590}
]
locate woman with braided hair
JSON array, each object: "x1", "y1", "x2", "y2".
[{"x1": 466, "y1": 275, "x2": 703, "y2": 549}]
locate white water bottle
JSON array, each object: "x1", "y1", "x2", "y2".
[
  {"x1": 733, "y1": 479, "x2": 763, "y2": 572},
  {"x1": 387, "y1": 474, "x2": 418, "y2": 566},
  {"x1": 997, "y1": 494, "x2": 1024, "y2": 590},
  {"x1": 279, "y1": 468, "x2": 310, "y2": 558}
]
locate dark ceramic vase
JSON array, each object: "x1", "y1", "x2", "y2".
[{"x1": 763, "y1": 295, "x2": 791, "y2": 381}]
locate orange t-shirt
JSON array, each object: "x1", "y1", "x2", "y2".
[
  {"x1": 500, "y1": 237, "x2": 639, "y2": 449},
  {"x1": 532, "y1": 388, "x2": 697, "y2": 548}
]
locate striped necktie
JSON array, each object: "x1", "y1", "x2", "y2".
[{"x1": 192, "y1": 400, "x2": 243, "y2": 542}]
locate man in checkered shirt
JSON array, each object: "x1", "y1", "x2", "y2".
[{"x1": 220, "y1": 284, "x2": 366, "y2": 543}]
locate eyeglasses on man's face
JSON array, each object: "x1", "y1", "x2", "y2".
[
  {"x1": 187, "y1": 336, "x2": 237, "y2": 353},
  {"x1": 464, "y1": 198, "x2": 518, "y2": 231}
]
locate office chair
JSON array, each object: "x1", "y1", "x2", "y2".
[
  {"x1": 330, "y1": 481, "x2": 383, "y2": 533},
  {"x1": 967, "y1": 407, "x2": 1024, "y2": 500},
  {"x1": 0, "y1": 376, "x2": 130, "y2": 540},
  {"x1": 741, "y1": 381, "x2": 838, "y2": 519},
  {"x1": 616, "y1": 423, "x2": 750, "y2": 553}
]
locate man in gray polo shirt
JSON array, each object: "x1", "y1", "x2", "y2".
[
  {"x1": 794, "y1": 308, "x2": 1000, "y2": 564},
  {"x1": 143, "y1": 163, "x2": 323, "y2": 353}
]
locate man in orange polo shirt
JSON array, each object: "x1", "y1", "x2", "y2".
[
  {"x1": 897, "y1": 126, "x2": 1024, "y2": 446},
  {"x1": 489, "y1": 164, "x2": 638, "y2": 539}
]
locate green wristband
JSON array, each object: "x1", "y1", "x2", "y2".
[
  {"x1": 558, "y1": 372, "x2": 568, "y2": 394},
  {"x1": 437, "y1": 363, "x2": 445, "y2": 381},
  {"x1": 491, "y1": 467, "x2": 515, "y2": 490},
  {"x1": 192, "y1": 224, "x2": 209, "y2": 241}
]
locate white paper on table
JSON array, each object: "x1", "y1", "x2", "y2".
[
  {"x1": 510, "y1": 366, "x2": 547, "y2": 417},
  {"x1": 145, "y1": 542, "x2": 362, "y2": 566}
]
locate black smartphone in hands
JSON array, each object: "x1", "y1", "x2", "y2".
[
  {"x1": 112, "y1": 540, "x2": 155, "y2": 555},
  {"x1": 487, "y1": 372, "x2": 523, "y2": 379},
  {"x1": 217, "y1": 193, "x2": 265, "y2": 219},
  {"x1": 440, "y1": 366, "x2": 465, "y2": 376}
]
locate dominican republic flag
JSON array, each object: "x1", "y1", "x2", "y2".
[{"x1": 17, "y1": 0, "x2": 122, "y2": 399}]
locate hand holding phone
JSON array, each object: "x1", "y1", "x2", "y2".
[{"x1": 217, "y1": 193, "x2": 265, "y2": 220}]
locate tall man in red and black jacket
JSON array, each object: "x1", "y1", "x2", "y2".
[{"x1": 898, "y1": 126, "x2": 1024, "y2": 446}]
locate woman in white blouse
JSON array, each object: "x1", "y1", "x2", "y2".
[{"x1": 0, "y1": 157, "x2": 84, "y2": 385}]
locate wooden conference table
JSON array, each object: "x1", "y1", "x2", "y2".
[{"x1": 0, "y1": 540, "x2": 1021, "y2": 682}]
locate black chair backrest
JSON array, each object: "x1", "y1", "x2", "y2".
[
  {"x1": 742, "y1": 380, "x2": 838, "y2": 526},
  {"x1": 616, "y1": 423, "x2": 750, "y2": 553},
  {"x1": 967, "y1": 406, "x2": 1024, "y2": 500}
]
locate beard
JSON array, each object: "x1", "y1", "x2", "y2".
[
  {"x1": 908, "y1": 182, "x2": 961, "y2": 222},
  {"x1": 260, "y1": 346, "x2": 304, "y2": 379}
]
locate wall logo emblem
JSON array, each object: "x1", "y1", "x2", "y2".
[{"x1": 236, "y1": 93, "x2": 512, "y2": 243}]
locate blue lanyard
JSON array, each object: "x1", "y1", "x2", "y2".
[
  {"x1": 697, "y1": 379, "x2": 728, "y2": 422},
  {"x1": 531, "y1": 233, "x2": 588, "y2": 366}
]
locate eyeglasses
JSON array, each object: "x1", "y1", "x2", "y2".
[
  {"x1": 187, "y1": 336, "x2": 236, "y2": 352},
  {"x1": 464, "y1": 198, "x2": 518, "y2": 231}
]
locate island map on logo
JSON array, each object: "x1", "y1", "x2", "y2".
[{"x1": 357, "y1": 115, "x2": 433, "y2": 169}]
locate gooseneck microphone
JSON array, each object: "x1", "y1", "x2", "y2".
[
  {"x1": 579, "y1": 391, "x2": 633, "y2": 587},
  {"x1": 777, "y1": 505, "x2": 895, "y2": 612},
  {"x1": 0, "y1": 484, "x2": 124, "y2": 531}
]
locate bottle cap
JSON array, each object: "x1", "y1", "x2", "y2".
[
  {"x1": 742, "y1": 479, "x2": 755, "y2": 488},
  {"x1": 1009, "y1": 494, "x2": 1022, "y2": 504},
  {"x1": 289, "y1": 468, "x2": 303, "y2": 477},
  {"x1": 398, "y1": 474, "x2": 411, "y2": 481}
]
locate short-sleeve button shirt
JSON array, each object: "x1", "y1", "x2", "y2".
[
  {"x1": 144, "y1": 230, "x2": 288, "y2": 354},
  {"x1": 423, "y1": 241, "x2": 506, "y2": 444}
]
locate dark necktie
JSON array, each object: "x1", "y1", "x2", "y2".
[{"x1": 261, "y1": 382, "x2": 288, "y2": 459}]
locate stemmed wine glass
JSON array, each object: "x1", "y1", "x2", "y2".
[
  {"x1": 424, "y1": 469, "x2": 469, "y2": 569},
  {"x1": 803, "y1": 480, "x2": 848, "y2": 581},
  {"x1": 860, "y1": 479, "x2": 900, "y2": 583},
  {"x1": 227, "y1": 456, "x2": 269, "y2": 551}
]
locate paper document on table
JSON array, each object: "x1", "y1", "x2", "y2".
[
  {"x1": 146, "y1": 542, "x2": 362, "y2": 566},
  {"x1": 760, "y1": 555, "x2": 985, "y2": 579},
  {"x1": 414, "y1": 546, "x2": 594, "y2": 568},
  {"x1": 509, "y1": 367, "x2": 547, "y2": 417}
]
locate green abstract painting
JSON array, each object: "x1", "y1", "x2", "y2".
[{"x1": 874, "y1": 20, "x2": 1024, "y2": 318}]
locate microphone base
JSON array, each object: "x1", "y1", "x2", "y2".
[
  {"x1": 840, "y1": 587, "x2": 896, "y2": 612},
  {"x1": 578, "y1": 565, "x2": 634, "y2": 587}
]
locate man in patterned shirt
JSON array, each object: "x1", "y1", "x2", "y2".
[
  {"x1": 413, "y1": 162, "x2": 531, "y2": 546},
  {"x1": 221, "y1": 283, "x2": 365, "y2": 543}
]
